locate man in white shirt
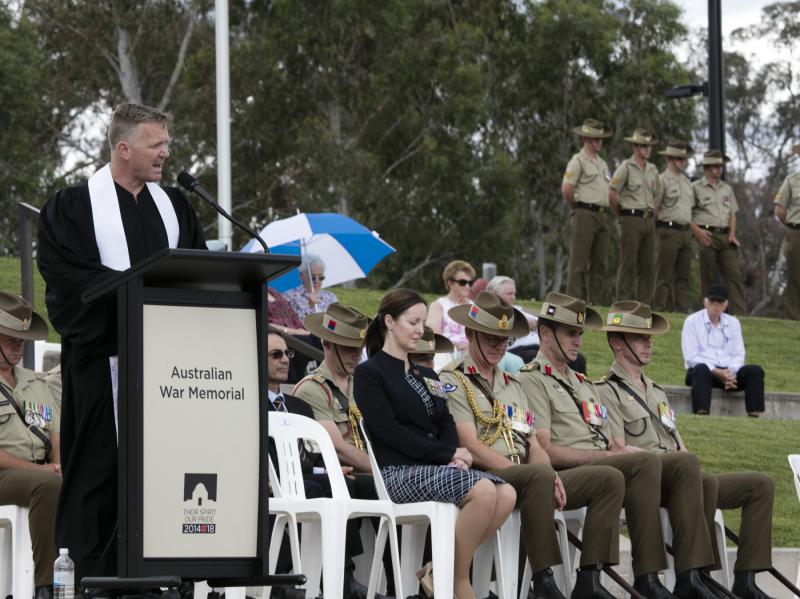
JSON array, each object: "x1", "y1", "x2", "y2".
[{"x1": 681, "y1": 286, "x2": 765, "y2": 416}]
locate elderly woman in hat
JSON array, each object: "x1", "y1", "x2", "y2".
[
  {"x1": 0, "y1": 292, "x2": 61, "y2": 599},
  {"x1": 355, "y1": 288, "x2": 516, "y2": 599}
]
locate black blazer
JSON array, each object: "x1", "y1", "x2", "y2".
[{"x1": 353, "y1": 350, "x2": 458, "y2": 467}]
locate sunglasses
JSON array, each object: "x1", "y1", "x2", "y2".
[
  {"x1": 449, "y1": 278, "x2": 474, "y2": 287},
  {"x1": 268, "y1": 349, "x2": 295, "y2": 360}
]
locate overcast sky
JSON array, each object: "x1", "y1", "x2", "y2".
[
  {"x1": 672, "y1": 0, "x2": 777, "y2": 64},
  {"x1": 673, "y1": 0, "x2": 770, "y2": 35}
]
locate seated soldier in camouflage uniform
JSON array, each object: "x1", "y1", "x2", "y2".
[
  {"x1": 597, "y1": 300, "x2": 776, "y2": 599},
  {"x1": 439, "y1": 292, "x2": 625, "y2": 599},
  {"x1": 518, "y1": 292, "x2": 724, "y2": 599}
]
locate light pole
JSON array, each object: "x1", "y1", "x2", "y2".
[{"x1": 664, "y1": 0, "x2": 725, "y2": 156}]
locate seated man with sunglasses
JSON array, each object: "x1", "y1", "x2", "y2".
[
  {"x1": 283, "y1": 253, "x2": 339, "y2": 322},
  {"x1": 267, "y1": 332, "x2": 391, "y2": 599}
]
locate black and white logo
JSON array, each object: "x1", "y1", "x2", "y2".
[{"x1": 182, "y1": 473, "x2": 218, "y2": 534}]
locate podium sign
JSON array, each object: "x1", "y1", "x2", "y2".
[
  {"x1": 83, "y1": 249, "x2": 300, "y2": 579},
  {"x1": 141, "y1": 304, "x2": 260, "y2": 558}
]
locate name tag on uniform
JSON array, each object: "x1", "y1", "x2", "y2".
[
  {"x1": 424, "y1": 377, "x2": 448, "y2": 399},
  {"x1": 658, "y1": 402, "x2": 676, "y2": 430},
  {"x1": 581, "y1": 400, "x2": 607, "y2": 427}
]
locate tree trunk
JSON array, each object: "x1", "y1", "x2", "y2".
[{"x1": 116, "y1": 26, "x2": 142, "y2": 104}]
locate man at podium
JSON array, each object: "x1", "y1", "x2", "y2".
[{"x1": 37, "y1": 103, "x2": 207, "y2": 582}]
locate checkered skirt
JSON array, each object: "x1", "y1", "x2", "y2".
[{"x1": 381, "y1": 465, "x2": 506, "y2": 506}]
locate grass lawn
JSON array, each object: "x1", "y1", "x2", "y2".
[{"x1": 679, "y1": 414, "x2": 800, "y2": 548}]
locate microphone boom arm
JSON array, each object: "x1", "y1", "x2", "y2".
[{"x1": 177, "y1": 171, "x2": 270, "y2": 254}]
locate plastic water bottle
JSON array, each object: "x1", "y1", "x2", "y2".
[{"x1": 53, "y1": 548, "x2": 75, "y2": 599}]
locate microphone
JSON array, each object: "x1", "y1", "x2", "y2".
[{"x1": 177, "y1": 171, "x2": 270, "y2": 254}]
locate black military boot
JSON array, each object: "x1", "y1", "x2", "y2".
[
  {"x1": 570, "y1": 566, "x2": 615, "y2": 599},
  {"x1": 633, "y1": 573, "x2": 674, "y2": 599},
  {"x1": 732, "y1": 570, "x2": 777, "y2": 599},
  {"x1": 674, "y1": 568, "x2": 726, "y2": 599},
  {"x1": 530, "y1": 567, "x2": 567, "y2": 599}
]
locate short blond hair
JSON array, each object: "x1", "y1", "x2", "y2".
[
  {"x1": 442, "y1": 260, "x2": 475, "y2": 288},
  {"x1": 108, "y1": 103, "x2": 169, "y2": 150}
]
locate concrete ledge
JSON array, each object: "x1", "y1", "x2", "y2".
[{"x1": 663, "y1": 385, "x2": 800, "y2": 419}]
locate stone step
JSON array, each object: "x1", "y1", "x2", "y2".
[{"x1": 663, "y1": 385, "x2": 800, "y2": 419}]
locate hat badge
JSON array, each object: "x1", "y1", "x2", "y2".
[
  {"x1": 359, "y1": 328, "x2": 366, "y2": 339},
  {"x1": 612, "y1": 315, "x2": 622, "y2": 325},
  {"x1": 427, "y1": 340, "x2": 434, "y2": 351},
  {"x1": 498, "y1": 314, "x2": 510, "y2": 330},
  {"x1": 546, "y1": 305, "x2": 556, "y2": 316},
  {"x1": 645, "y1": 318, "x2": 652, "y2": 328},
  {"x1": 326, "y1": 319, "x2": 337, "y2": 331},
  {"x1": 21, "y1": 318, "x2": 30, "y2": 331},
  {"x1": 576, "y1": 312, "x2": 585, "y2": 324}
]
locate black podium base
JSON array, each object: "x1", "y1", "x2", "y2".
[{"x1": 81, "y1": 574, "x2": 307, "y2": 590}]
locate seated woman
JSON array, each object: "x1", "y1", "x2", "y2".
[
  {"x1": 426, "y1": 260, "x2": 475, "y2": 359},
  {"x1": 354, "y1": 288, "x2": 516, "y2": 599},
  {"x1": 267, "y1": 286, "x2": 318, "y2": 382}
]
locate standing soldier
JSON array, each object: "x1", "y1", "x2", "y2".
[
  {"x1": 563, "y1": 118, "x2": 613, "y2": 305},
  {"x1": 690, "y1": 150, "x2": 747, "y2": 315},
  {"x1": 773, "y1": 144, "x2": 800, "y2": 319},
  {"x1": 653, "y1": 140, "x2": 695, "y2": 312},
  {"x1": 609, "y1": 128, "x2": 660, "y2": 302}
]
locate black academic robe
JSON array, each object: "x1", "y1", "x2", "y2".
[{"x1": 37, "y1": 180, "x2": 206, "y2": 580}]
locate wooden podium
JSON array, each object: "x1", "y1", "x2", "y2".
[{"x1": 84, "y1": 248, "x2": 300, "y2": 581}]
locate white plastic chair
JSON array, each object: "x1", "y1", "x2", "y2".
[
  {"x1": 0, "y1": 505, "x2": 34, "y2": 599},
  {"x1": 359, "y1": 420, "x2": 511, "y2": 599},
  {"x1": 268, "y1": 411, "x2": 401, "y2": 599},
  {"x1": 516, "y1": 507, "x2": 588, "y2": 599},
  {"x1": 659, "y1": 506, "x2": 731, "y2": 590},
  {"x1": 263, "y1": 458, "x2": 304, "y2": 598},
  {"x1": 788, "y1": 455, "x2": 800, "y2": 589}
]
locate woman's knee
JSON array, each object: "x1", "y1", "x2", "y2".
[
  {"x1": 464, "y1": 478, "x2": 496, "y2": 507},
  {"x1": 496, "y1": 483, "x2": 517, "y2": 511}
]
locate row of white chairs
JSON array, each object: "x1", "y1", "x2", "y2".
[
  {"x1": 266, "y1": 411, "x2": 740, "y2": 599},
  {"x1": 0, "y1": 418, "x2": 756, "y2": 599}
]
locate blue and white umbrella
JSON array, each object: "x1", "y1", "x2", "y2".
[{"x1": 241, "y1": 212, "x2": 396, "y2": 292}]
